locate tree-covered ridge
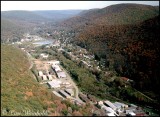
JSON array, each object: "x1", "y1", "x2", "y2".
[
  {"x1": 1, "y1": 18, "x2": 26, "y2": 43},
  {"x1": 75, "y1": 15, "x2": 160, "y2": 106},
  {"x1": 60, "y1": 3, "x2": 159, "y2": 30},
  {"x1": 1, "y1": 11, "x2": 48, "y2": 22}
]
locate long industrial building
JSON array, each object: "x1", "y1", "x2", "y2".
[
  {"x1": 59, "y1": 90, "x2": 71, "y2": 99},
  {"x1": 104, "y1": 100, "x2": 117, "y2": 111}
]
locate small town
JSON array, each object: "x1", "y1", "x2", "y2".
[
  {"x1": 1, "y1": 1, "x2": 159, "y2": 116},
  {"x1": 15, "y1": 33, "x2": 149, "y2": 116}
]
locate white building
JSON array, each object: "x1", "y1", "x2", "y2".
[
  {"x1": 107, "y1": 112, "x2": 117, "y2": 116},
  {"x1": 52, "y1": 65, "x2": 62, "y2": 72},
  {"x1": 47, "y1": 79, "x2": 62, "y2": 89},
  {"x1": 57, "y1": 72, "x2": 66, "y2": 78},
  {"x1": 42, "y1": 75, "x2": 47, "y2": 80},
  {"x1": 47, "y1": 75, "x2": 52, "y2": 80},
  {"x1": 113, "y1": 102, "x2": 128, "y2": 109},
  {"x1": 101, "y1": 105, "x2": 115, "y2": 113},
  {"x1": 104, "y1": 100, "x2": 117, "y2": 111},
  {"x1": 40, "y1": 53, "x2": 48, "y2": 59},
  {"x1": 38, "y1": 71, "x2": 43, "y2": 76}
]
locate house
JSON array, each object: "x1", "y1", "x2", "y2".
[
  {"x1": 104, "y1": 100, "x2": 117, "y2": 111},
  {"x1": 59, "y1": 90, "x2": 71, "y2": 99},
  {"x1": 57, "y1": 72, "x2": 66, "y2": 78},
  {"x1": 47, "y1": 75, "x2": 52, "y2": 80},
  {"x1": 65, "y1": 88, "x2": 74, "y2": 96},
  {"x1": 42, "y1": 75, "x2": 47, "y2": 80},
  {"x1": 38, "y1": 71, "x2": 43, "y2": 76}
]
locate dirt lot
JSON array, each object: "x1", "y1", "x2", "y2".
[{"x1": 33, "y1": 59, "x2": 50, "y2": 71}]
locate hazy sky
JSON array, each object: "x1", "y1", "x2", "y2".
[{"x1": 1, "y1": 1, "x2": 159, "y2": 11}]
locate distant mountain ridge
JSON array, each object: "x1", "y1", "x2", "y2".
[
  {"x1": 33, "y1": 10, "x2": 82, "y2": 20},
  {"x1": 1, "y1": 10, "x2": 48, "y2": 21},
  {"x1": 1, "y1": 10, "x2": 83, "y2": 22},
  {"x1": 61, "y1": 3, "x2": 159, "y2": 29}
]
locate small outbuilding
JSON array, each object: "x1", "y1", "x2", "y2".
[
  {"x1": 42, "y1": 75, "x2": 47, "y2": 80},
  {"x1": 47, "y1": 75, "x2": 52, "y2": 80},
  {"x1": 38, "y1": 71, "x2": 43, "y2": 76}
]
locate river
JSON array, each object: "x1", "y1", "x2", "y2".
[{"x1": 33, "y1": 39, "x2": 54, "y2": 46}]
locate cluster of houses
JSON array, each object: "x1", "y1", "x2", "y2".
[{"x1": 97, "y1": 100, "x2": 147, "y2": 116}]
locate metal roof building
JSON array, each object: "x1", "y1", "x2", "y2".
[
  {"x1": 52, "y1": 91, "x2": 64, "y2": 99},
  {"x1": 59, "y1": 90, "x2": 71, "y2": 99},
  {"x1": 52, "y1": 65, "x2": 62, "y2": 72},
  {"x1": 101, "y1": 105, "x2": 115, "y2": 113},
  {"x1": 104, "y1": 100, "x2": 117, "y2": 110},
  {"x1": 57, "y1": 72, "x2": 66, "y2": 78},
  {"x1": 65, "y1": 88, "x2": 74, "y2": 96},
  {"x1": 47, "y1": 80, "x2": 62, "y2": 89}
]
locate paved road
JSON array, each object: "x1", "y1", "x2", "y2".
[
  {"x1": 26, "y1": 51, "x2": 38, "y2": 81},
  {"x1": 26, "y1": 51, "x2": 34, "y2": 69}
]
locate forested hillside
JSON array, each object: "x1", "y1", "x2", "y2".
[
  {"x1": 58, "y1": 4, "x2": 160, "y2": 103},
  {"x1": 61, "y1": 3, "x2": 159, "y2": 30},
  {"x1": 75, "y1": 15, "x2": 160, "y2": 104},
  {"x1": 1, "y1": 18, "x2": 26, "y2": 43}
]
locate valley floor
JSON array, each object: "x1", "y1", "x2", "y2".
[{"x1": 11, "y1": 34, "x2": 153, "y2": 116}]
